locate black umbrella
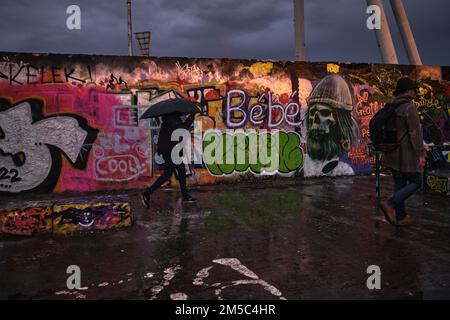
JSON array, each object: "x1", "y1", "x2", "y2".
[{"x1": 139, "y1": 98, "x2": 200, "y2": 119}]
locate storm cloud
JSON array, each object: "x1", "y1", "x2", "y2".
[{"x1": 0, "y1": 0, "x2": 449, "y2": 65}]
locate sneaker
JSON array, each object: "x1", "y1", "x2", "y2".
[
  {"x1": 397, "y1": 215, "x2": 415, "y2": 227},
  {"x1": 182, "y1": 194, "x2": 197, "y2": 203},
  {"x1": 141, "y1": 193, "x2": 150, "y2": 209},
  {"x1": 380, "y1": 201, "x2": 397, "y2": 226}
]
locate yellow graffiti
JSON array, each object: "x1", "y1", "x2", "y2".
[
  {"x1": 205, "y1": 100, "x2": 226, "y2": 130},
  {"x1": 418, "y1": 83, "x2": 433, "y2": 96},
  {"x1": 427, "y1": 175, "x2": 448, "y2": 194},
  {"x1": 412, "y1": 83, "x2": 440, "y2": 109},
  {"x1": 249, "y1": 62, "x2": 273, "y2": 77},
  {"x1": 327, "y1": 63, "x2": 340, "y2": 74}
]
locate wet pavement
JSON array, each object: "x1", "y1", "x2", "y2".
[{"x1": 1, "y1": 175, "x2": 450, "y2": 300}]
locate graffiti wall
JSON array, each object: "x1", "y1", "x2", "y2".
[
  {"x1": 0, "y1": 195, "x2": 132, "y2": 235},
  {"x1": 0, "y1": 52, "x2": 449, "y2": 195}
]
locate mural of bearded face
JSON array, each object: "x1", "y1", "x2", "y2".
[
  {"x1": 307, "y1": 103, "x2": 339, "y2": 161},
  {"x1": 306, "y1": 75, "x2": 358, "y2": 162}
]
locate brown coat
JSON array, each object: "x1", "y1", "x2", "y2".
[{"x1": 381, "y1": 97, "x2": 426, "y2": 172}]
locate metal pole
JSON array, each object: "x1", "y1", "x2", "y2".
[
  {"x1": 389, "y1": 0, "x2": 422, "y2": 65},
  {"x1": 127, "y1": 0, "x2": 133, "y2": 56},
  {"x1": 375, "y1": 151, "x2": 381, "y2": 199},
  {"x1": 366, "y1": 0, "x2": 398, "y2": 64},
  {"x1": 293, "y1": 0, "x2": 305, "y2": 61}
]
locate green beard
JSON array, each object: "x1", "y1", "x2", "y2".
[
  {"x1": 306, "y1": 108, "x2": 358, "y2": 162},
  {"x1": 307, "y1": 128, "x2": 342, "y2": 162}
]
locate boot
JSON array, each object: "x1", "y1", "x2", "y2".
[
  {"x1": 141, "y1": 192, "x2": 150, "y2": 209},
  {"x1": 380, "y1": 201, "x2": 397, "y2": 226},
  {"x1": 397, "y1": 215, "x2": 415, "y2": 226},
  {"x1": 182, "y1": 194, "x2": 197, "y2": 203}
]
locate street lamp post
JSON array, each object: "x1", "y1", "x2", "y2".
[
  {"x1": 127, "y1": 0, "x2": 133, "y2": 56},
  {"x1": 293, "y1": 0, "x2": 305, "y2": 61}
]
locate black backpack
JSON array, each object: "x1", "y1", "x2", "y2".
[{"x1": 369, "y1": 98, "x2": 409, "y2": 152}]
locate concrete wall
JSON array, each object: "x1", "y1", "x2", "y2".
[{"x1": 0, "y1": 52, "x2": 449, "y2": 195}]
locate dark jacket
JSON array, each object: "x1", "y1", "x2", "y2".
[
  {"x1": 381, "y1": 96, "x2": 426, "y2": 172},
  {"x1": 157, "y1": 113, "x2": 195, "y2": 157}
]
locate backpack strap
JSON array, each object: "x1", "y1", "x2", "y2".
[
  {"x1": 398, "y1": 130, "x2": 408, "y2": 143},
  {"x1": 396, "y1": 98, "x2": 412, "y2": 171}
]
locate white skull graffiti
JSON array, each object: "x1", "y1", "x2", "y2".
[{"x1": 308, "y1": 104, "x2": 336, "y2": 133}]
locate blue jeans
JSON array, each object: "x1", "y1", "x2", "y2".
[{"x1": 387, "y1": 170, "x2": 423, "y2": 220}]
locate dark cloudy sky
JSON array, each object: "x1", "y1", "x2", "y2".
[{"x1": 0, "y1": 0, "x2": 449, "y2": 66}]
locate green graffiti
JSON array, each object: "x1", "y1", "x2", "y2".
[
  {"x1": 278, "y1": 131, "x2": 303, "y2": 173},
  {"x1": 203, "y1": 131, "x2": 303, "y2": 176}
]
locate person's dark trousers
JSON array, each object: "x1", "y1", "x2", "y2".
[
  {"x1": 387, "y1": 169, "x2": 423, "y2": 221},
  {"x1": 143, "y1": 153, "x2": 188, "y2": 198}
]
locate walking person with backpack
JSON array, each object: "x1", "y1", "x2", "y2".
[{"x1": 370, "y1": 77, "x2": 427, "y2": 227}]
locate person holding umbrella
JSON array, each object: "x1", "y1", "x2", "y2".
[{"x1": 140, "y1": 98, "x2": 200, "y2": 208}]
